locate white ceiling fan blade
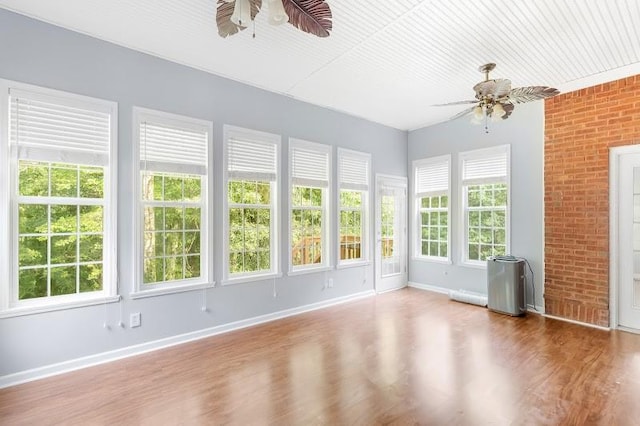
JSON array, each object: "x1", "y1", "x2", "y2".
[
  {"x1": 448, "y1": 106, "x2": 476, "y2": 121},
  {"x1": 433, "y1": 100, "x2": 478, "y2": 106}
]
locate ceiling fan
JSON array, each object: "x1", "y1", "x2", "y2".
[
  {"x1": 437, "y1": 63, "x2": 559, "y2": 131},
  {"x1": 216, "y1": 0, "x2": 332, "y2": 38}
]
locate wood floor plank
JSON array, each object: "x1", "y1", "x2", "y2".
[{"x1": 2, "y1": 288, "x2": 640, "y2": 425}]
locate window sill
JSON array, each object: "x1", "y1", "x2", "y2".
[
  {"x1": 130, "y1": 282, "x2": 215, "y2": 300},
  {"x1": 287, "y1": 266, "x2": 333, "y2": 277},
  {"x1": 0, "y1": 295, "x2": 121, "y2": 319},
  {"x1": 222, "y1": 273, "x2": 283, "y2": 286},
  {"x1": 336, "y1": 261, "x2": 371, "y2": 270},
  {"x1": 412, "y1": 256, "x2": 452, "y2": 265}
]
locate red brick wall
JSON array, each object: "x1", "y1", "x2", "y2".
[{"x1": 544, "y1": 75, "x2": 640, "y2": 326}]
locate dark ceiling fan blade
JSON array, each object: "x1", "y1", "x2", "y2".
[
  {"x1": 508, "y1": 86, "x2": 560, "y2": 103},
  {"x1": 449, "y1": 106, "x2": 476, "y2": 121},
  {"x1": 216, "y1": 0, "x2": 263, "y2": 38},
  {"x1": 283, "y1": 0, "x2": 332, "y2": 37},
  {"x1": 501, "y1": 102, "x2": 514, "y2": 119},
  {"x1": 433, "y1": 100, "x2": 478, "y2": 106}
]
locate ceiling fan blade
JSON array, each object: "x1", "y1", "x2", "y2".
[
  {"x1": 473, "y1": 78, "x2": 512, "y2": 99},
  {"x1": 283, "y1": 0, "x2": 332, "y2": 37},
  {"x1": 501, "y1": 102, "x2": 514, "y2": 119},
  {"x1": 508, "y1": 86, "x2": 560, "y2": 103},
  {"x1": 216, "y1": 0, "x2": 262, "y2": 38},
  {"x1": 448, "y1": 106, "x2": 476, "y2": 121},
  {"x1": 433, "y1": 100, "x2": 478, "y2": 106}
]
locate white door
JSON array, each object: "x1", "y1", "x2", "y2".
[
  {"x1": 375, "y1": 174, "x2": 407, "y2": 293},
  {"x1": 616, "y1": 151, "x2": 640, "y2": 330}
]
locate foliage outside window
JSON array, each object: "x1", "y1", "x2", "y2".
[
  {"x1": 339, "y1": 190, "x2": 364, "y2": 261},
  {"x1": 413, "y1": 155, "x2": 450, "y2": 261},
  {"x1": 5, "y1": 85, "x2": 116, "y2": 312},
  {"x1": 18, "y1": 161, "x2": 105, "y2": 300},
  {"x1": 290, "y1": 139, "x2": 331, "y2": 272},
  {"x1": 420, "y1": 194, "x2": 448, "y2": 258},
  {"x1": 136, "y1": 108, "x2": 211, "y2": 291},
  {"x1": 466, "y1": 183, "x2": 507, "y2": 261},
  {"x1": 228, "y1": 180, "x2": 273, "y2": 274},
  {"x1": 291, "y1": 186, "x2": 324, "y2": 266},
  {"x1": 141, "y1": 173, "x2": 202, "y2": 284},
  {"x1": 460, "y1": 145, "x2": 509, "y2": 264},
  {"x1": 224, "y1": 126, "x2": 279, "y2": 282},
  {"x1": 337, "y1": 148, "x2": 370, "y2": 265},
  {"x1": 380, "y1": 194, "x2": 396, "y2": 259}
]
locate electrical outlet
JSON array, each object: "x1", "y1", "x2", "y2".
[{"x1": 130, "y1": 312, "x2": 141, "y2": 328}]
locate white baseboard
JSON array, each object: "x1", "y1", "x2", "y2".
[
  {"x1": 409, "y1": 281, "x2": 546, "y2": 313},
  {"x1": 407, "y1": 281, "x2": 450, "y2": 295},
  {"x1": 0, "y1": 290, "x2": 376, "y2": 389},
  {"x1": 543, "y1": 313, "x2": 610, "y2": 331}
]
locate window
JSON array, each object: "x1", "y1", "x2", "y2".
[
  {"x1": 413, "y1": 155, "x2": 450, "y2": 261},
  {"x1": 289, "y1": 139, "x2": 331, "y2": 272},
  {"x1": 337, "y1": 148, "x2": 370, "y2": 265},
  {"x1": 134, "y1": 108, "x2": 212, "y2": 293},
  {"x1": 460, "y1": 145, "x2": 510, "y2": 265},
  {"x1": 223, "y1": 126, "x2": 280, "y2": 282},
  {"x1": 2, "y1": 82, "x2": 117, "y2": 313}
]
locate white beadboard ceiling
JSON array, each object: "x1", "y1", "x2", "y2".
[{"x1": 2, "y1": 0, "x2": 640, "y2": 130}]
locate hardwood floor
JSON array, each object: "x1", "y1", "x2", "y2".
[{"x1": 2, "y1": 288, "x2": 640, "y2": 425}]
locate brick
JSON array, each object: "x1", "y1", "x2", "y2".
[{"x1": 544, "y1": 74, "x2": 640, "y2": 327}]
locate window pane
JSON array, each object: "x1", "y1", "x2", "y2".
[
  {"x1": 143, "y1": 258, "x2": 162, "y2": 284},
  {"x1": 19, "y1": 236, "x2": 47, "y2": 267},
  {"x1": 79, "y1": 264, "x2": 103, "y2": 293},
  {"x1": 165, "y1": 207, "x2": 183, "y2": 230},
  {"x1": 310, "y1": 188, "x2": 322, "y2": 206},
  {"x1": 258, "y1": 251, "x2": 270, "y2": 270},
  {"x1": 19, "y1": 204, "x2": 48, "y2": 234},
  {"x1": 229, "y1": 180, "x2": 243, "y2": 203},
  {"x1": 153, "y1": 175, "x2": 164, "y2": 200},
  {"x1": 242, "y1": 181, "x2": 257, "y2": 204},
  {"x1": 51, "y1": 235, "x2": 77, "y2": 264},
  {"x1": 165, "y1": 232, "x2": 184, "y2": 256},
  {"x1": 257, "y1": 209, "x2": 270, "y2": 226},
  {"x1": 51, "y1": 205, "x2": 78, "y2": 233},
  {"x1": 185, "y1": 255, "x2": 201, "y2": 278},
  {"x1": 80, "y1": 206, "x2": 103, "y2": 232},
  {"x1": 164, "y1": 256, "x2": 184, "y2": 281},
  {"x1": 19, "y1": 161, "x2": 49, "y2": 196},
  {"x1": 51, "y1": 265, "x2": 77, "y2": 296},
  {"x1": 79, "y1": 167, "x2": 104, "y2": 198},
  {"x1": 441, "y1": 195, "x2": 448, "y2": 208},
  {"x1": 257, "y1": 183, "x2": 270, "y2": 204},
  {"x1": 51, "y1": 165, "x2": 77, "y2": 198},
  {"x1": 185, "y1": 208, "x2": 200, "y2": 230},
  {"x1": 185, "y1": 232, "x2": 200, "y2": 255},
  {"x1": 78, "y1": 234, "x2": 103, "y2": 262},
  {"x1": 421, "y1": 197, "x2": 430, "y2": 208},
  {"x1": 184, "y1": 177, "x2": 201, "y2": 201},
  {"x1": 164, "y1": 176, "x2": 183, "y2": 201},
  {"x1": 19, "y1": 268, "x2": 47, "y2": 300},
  {"x1": 468, "y1": 188, "x2": 480, "y2": 207}
]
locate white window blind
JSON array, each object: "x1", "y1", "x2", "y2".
[
  {"x1": 338, "y1": 149, "x2": 370, "y2": 191},
  {"x1": 291, "y1": 140, "x2": 330, "y2": 188},
  {"x1": 10, "y1": 89, "x2": 112, "y2": 166},
  {"x1": 139, "y1": 119, "x2": 208, "y2": 175},
  {"x1": 227, "y1": 137, "x2": 277, "y2": 182},
  {"x1": 461, "y1": 146, "x2": 509, "y2": 186},
  {"x1": 415, "y1": 156, "x2": 450, "y2": 197}
]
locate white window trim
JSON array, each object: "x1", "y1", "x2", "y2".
[
  {"x1": 288, "y1": 138, "x2": 332, "y2": 275},
  {"x1": 131, "y1": 107, "x2": 214, "y2": 296},
  {"x1": 412, "y1": 154, "x2": 452, "y2": 263},
  {"x1": 459, "y1": 145, "x2": 511, "y2": 268},
  {"x1": 222, "y1": 125, "x2": 281, "y2": 285},
  {"x1": 0, "y1": 79, "x2": 118, "y2": 316},
  {"x1": 337, "y1": 148, "x2": 371, "y2": 267}
]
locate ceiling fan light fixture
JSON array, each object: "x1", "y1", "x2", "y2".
[
  {"x1": 268, "y1": 0, "x2": 289, "y2": 25},
  {"x1": 492, "y1": 102, "x2": 506, "y2": 119},
  {"x1": 230, "y1": 0, "x2": 252, "y2": 27},
  {"x1": 472, "y1": 105, "x2": 484, "y2": 121}
]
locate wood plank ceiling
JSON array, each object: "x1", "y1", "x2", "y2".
[{"x1": 1, "y1": 0, "x2": 639, "y2": 130}]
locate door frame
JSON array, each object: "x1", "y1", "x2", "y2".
[
  {"x1": 609, "y1": 144, "x2": 640, "y2": 330},
  {"x1": 374, "y1": 173, "x2": 408, "y2": 293}
]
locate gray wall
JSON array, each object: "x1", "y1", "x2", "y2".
[
  {"x1": 0, "y1": 10, "x2": 407, "y2": 377},
  {"x1": 407, "y1": 102, "x2": 545, "y2": 308}
]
